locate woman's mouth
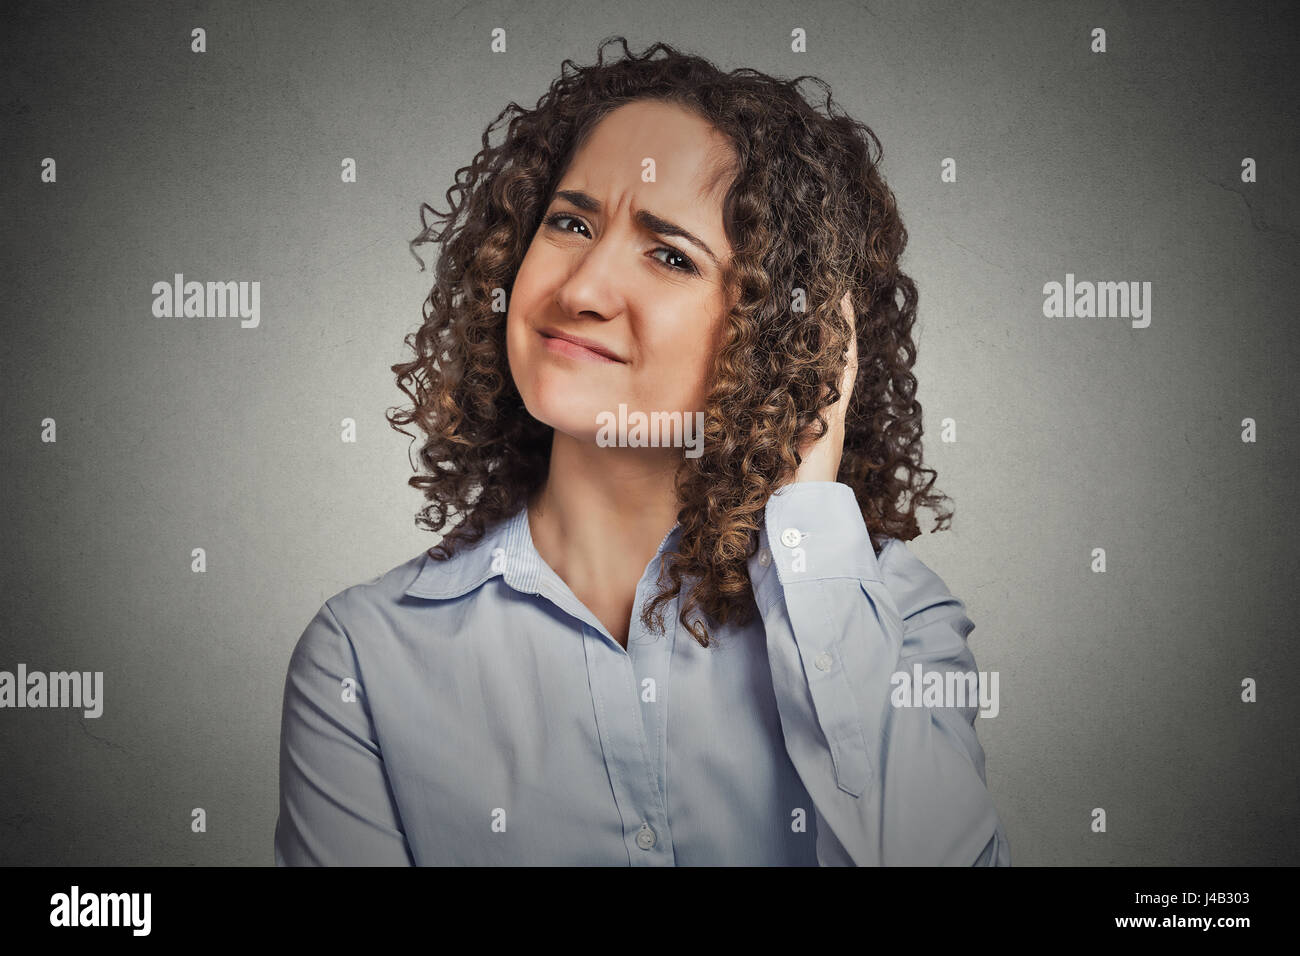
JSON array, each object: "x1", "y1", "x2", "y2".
[{"x1": 537, "y1": 329, "x2": 625, "y2": 364}]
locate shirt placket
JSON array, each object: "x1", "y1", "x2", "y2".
[
  {"x1": 582, "y1": 618, "x2": 675, "y2": 866},
  {"x1": 510, "y1": 510, "x2": 679, "y2": 865},
  {"x1": 628, "y1": 568, "x2": 677, "y2": 853}
]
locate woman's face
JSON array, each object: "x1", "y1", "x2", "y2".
[{"x1": 506, "y1": 98, "x2": 736, "y2": 453}]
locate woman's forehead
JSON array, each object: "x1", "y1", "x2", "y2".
[{"x1": 567, "y1": 100, "x2": 734, "y2": 191}]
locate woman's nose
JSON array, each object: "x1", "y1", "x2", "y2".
[{"x1": 553, "y1": 233, "x2": 626, "y2": 321}]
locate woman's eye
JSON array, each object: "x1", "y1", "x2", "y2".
[
  {"x1": 544, "y1": 212, "x2": 698, "y2": 276},
  {"x1": 649, "y1": 246, "x2": 699, "y2": 276},
  {"x1": 544, "y1": 213, "x2": 590, "y2": 237}
]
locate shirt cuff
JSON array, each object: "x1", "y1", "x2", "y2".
[{"x1": 746, "y1": 481, "x2": 882, "y2": 614}]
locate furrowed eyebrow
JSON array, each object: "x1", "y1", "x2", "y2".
[{"x1": 551, "y1": 189, "x2": 720, "y2": 268}]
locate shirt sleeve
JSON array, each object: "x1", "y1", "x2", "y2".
[
  {"x1": 274, "y1": 600, "x2": 415, "y2": 866},
  {"x1": 748, "y1": 481, "x2": 1011, "y2": 866}
]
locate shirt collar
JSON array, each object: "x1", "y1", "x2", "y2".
[{"x1": 404, "y1": 502, "x2": 683, "y2": 601}]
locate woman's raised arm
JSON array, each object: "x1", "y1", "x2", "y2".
[{"x1": 748, "y1": 480, "x2": 1011, "y2": 866}]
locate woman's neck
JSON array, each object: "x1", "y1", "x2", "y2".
[{"x1": 526, "y1": 430, "x2": 681, "y2": 631}]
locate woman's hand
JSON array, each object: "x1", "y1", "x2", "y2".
[{"x1": 793, "y1": 291, "x2": 858, "y2": 484}]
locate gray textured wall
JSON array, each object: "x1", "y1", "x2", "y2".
[{"x1": 2, "y1": 0, "x2": 1296, "y2": 865}]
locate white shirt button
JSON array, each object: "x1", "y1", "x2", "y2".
[
  {"x1": 636, "y1": 823, "x2": 657, "y2": 849},
  {"x1": 814, "y1": 652, "x2": 833, "y2": 671},
  {"x1": 758, "y1": 548, "x2": 771, "y2": 567},
  {"x1": 780, "y1": 528, "x2": 802, "y2": 548}
]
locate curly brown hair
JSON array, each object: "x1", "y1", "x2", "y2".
[{"x1": 388, "y1": 36, "x2": 953, "y2": 648}]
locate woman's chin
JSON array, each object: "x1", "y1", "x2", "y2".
[
  {"x1": 540, "y1": 416, "x2": 603, "y2": 443},
  {"x1": 523, "y1": 391, "x2": 615, "y2": 435}
]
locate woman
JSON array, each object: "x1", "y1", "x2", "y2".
[{"x1": 275, "y1": 37, "x2": 1010, "y2": 866}]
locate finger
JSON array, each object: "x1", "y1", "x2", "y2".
[{"x1": 839, "y1": 291, "x2": 859, "y2": 396}]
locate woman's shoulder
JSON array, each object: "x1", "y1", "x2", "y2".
[
  {"x1": 298, "y1": 548, "x2": 446, "y2": 645},
  {"x1": 285, "y1": 547, "x2": 471, "y2": 681},
  {"x1": 326, "y1": 550, "x2": 430, "y2": 609},
  {"x1": 309, "y1": 526, "x2": 512, "y2": 640}
]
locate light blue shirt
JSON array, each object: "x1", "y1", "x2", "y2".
[{"x1": 274, "y1": 481, "x2": 1010, "y2": 865}]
